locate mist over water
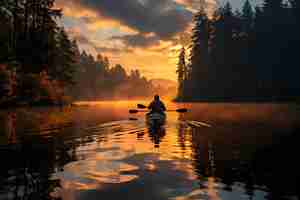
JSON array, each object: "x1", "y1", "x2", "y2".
[{"x1": 0, "y1": 101, "x2": 299, "y2": 200}]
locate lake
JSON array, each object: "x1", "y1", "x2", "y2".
[{"x1": 0, "y1": 101, "x2": 299, "y2": 200}]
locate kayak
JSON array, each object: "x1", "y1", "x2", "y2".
[{"x1": 146, "y1": 112, "x2": 166, "y2": 127}]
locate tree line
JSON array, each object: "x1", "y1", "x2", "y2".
[
  {"x1": 70, "y1": 51, "x2": 157, "y2": 100},
  {"x1": 177, "y1": 0, "x2": 300, "y2": 102},
  {"x1": 0, "y1": 0, "x2": 155, "y2": 106}
]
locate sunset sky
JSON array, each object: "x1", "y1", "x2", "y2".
[{"x1": 55, "y1": 0, "x2": 260, "y2": 81}]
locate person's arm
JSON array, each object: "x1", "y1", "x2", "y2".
[{"x1": 148, "y1": 102, "x2": 153, "y2": 110}]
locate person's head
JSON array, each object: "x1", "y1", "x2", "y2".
[{"x1": 154, "y1": 95, "x2": 160, "y2": 101}]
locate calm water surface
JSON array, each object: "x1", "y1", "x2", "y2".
[{"x1": 0, "y1": 101, "x2": 300, "y2": 200}]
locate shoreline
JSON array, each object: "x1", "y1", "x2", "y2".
[{"x1": 0, "y1": 99, "x2": 300, "y2": 110}]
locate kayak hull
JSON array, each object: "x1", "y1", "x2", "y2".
[{"x1": 146, "y1": 112, "x2": 166, "y2": 127}]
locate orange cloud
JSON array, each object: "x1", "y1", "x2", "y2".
[
  {"x1": 103, "y1": 42, "x2": 178, "y2": 80},
  {"x1": 86, "y1": 18, "x2": 138, "y2": 34},
  {"x1": 55, "y1": 0, "x2": 97, "y2": 18}
]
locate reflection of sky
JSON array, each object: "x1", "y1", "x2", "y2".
[
  {"x1": 50, "y1": 114, "x2": 198, "y2": 198},
  {"x1": 49, "y1": 108, "x2": 268, "y2": 200}
]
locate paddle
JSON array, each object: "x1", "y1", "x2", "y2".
[
  {"x1": 129, "y1": 108, "x2": 188, "y2": 114},
  {"x1": 137, "y1": 104, "x2": 147, "y2": 109},
  {"x1": 135, "y1": 103, "x2": 188, "y2": 113}
]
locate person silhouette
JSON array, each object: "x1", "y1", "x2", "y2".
[{"x1": 148, "y1": 95, "x2": 166, "y2": 114}]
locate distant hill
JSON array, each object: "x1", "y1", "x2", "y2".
[
  {"x1": 150, "y1": 79, "x2": 177, "y2": 99},
  {"x1": 150, "y1": 79, "x2": 177, "y2": 88}
]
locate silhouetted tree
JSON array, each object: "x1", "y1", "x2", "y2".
[
  {"x1": 0, "y1": 0, "x2": 83, "y2": 105},
  {"x1": 176, "y1": 47, "x2": 186, "y2": 100},
  {"x1": 178, "y1": 0, "x2": 300, "y2": 102},
  {"x1": 242, "y1": 0, "x2": 254, "y2": 33},
  {"x1": 49, "y1": 28, "x2": 77, "y2": 85},
  {"x1": 189, "y1": 8, "x2": 210, "y2": 100}
]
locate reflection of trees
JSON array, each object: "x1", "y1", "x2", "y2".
[
  {"x1": 0, "y1": 135, "x2": 76, "y2": 200},
  {"x1": 6, "y1": 111, "x2": 17, "y2": 144},
  {"x1": 177, "y1": 114, "x2": 211, "y2": 187},
  {"x1": 188, "y1": 123, "x2": 300, "y2": 199},
  {"x1": 252, "y1": 128, "x2": 300, "y2": 200},
  {"x1": 190, "y1": 127, "x2": 210, "y2": 181},
  {"x1": 7, "y1": 111, "x2": 17, "y2": 144},
  {"x1": 188, "y1": 125, "x2": 256, "y2": 199},
  {"x1": 177, "y1": 113, "x2": 194, "y2": 159},
  {"x1": 177, "y1": 122, "x2": 188, "y2": 151},
  {"x1": 0, "y1": 107, "x2": 115, "y2": 199},
  {"x1": 0, "y1": 110, "x2": 17, "y2": 145}
]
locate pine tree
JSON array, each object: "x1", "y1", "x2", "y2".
[
  {"x1": 51, "y1": 28, "x2": 77, "y2": 85},
  {"x1": 210, "y1": 2, "x2": 239, "y2": 99},
  {"x1": 0, "y1": 1, "x2": 13, "y2": 62},
  {"x1": 189, "y1": 8, "x2": 210, "y2": 98},
  {"x1": 176, "y1": 47, "x2": 186, "y2": 100},
  {"x1": 242, "y1": 0, "x2": 254, "y2": 33},
  {"x1": 223, "y1": 2, "x2": 235, "y2": 36},
  {"x1": 261, "y1": 0, "x2": 285, "y2": 99}
]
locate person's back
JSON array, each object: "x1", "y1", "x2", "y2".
[{"x1": 148, "y1": 95, "x2": 166, "y2": 113}]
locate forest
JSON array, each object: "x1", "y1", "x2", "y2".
[
  {"x1": 2, "y1": 0, "x2": 299, "y2": 105},
  {"x1": 71, "y1": 51, "x2": 159, "y2": 100},
  {"x1": 177, "y1": 0, "x2": 300, "y2": 102},
  {"x1": 0, "y1": 0, "x2": 157, "y2": 106}
]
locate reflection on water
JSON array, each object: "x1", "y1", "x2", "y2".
[
  {"x1": 0, "y1": 101, "x2": 300, "y2": 200},
  {"x1": 148, "y1": 126, "x2": 166, "y2": 148}
]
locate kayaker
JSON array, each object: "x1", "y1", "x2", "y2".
[{"x1": 148, "y1": 95, "x2": 166, "y2": 114}]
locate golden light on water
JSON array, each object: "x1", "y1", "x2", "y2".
[{"x1": 2, "y1": 101, "x2": 300, "y2": 199}]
